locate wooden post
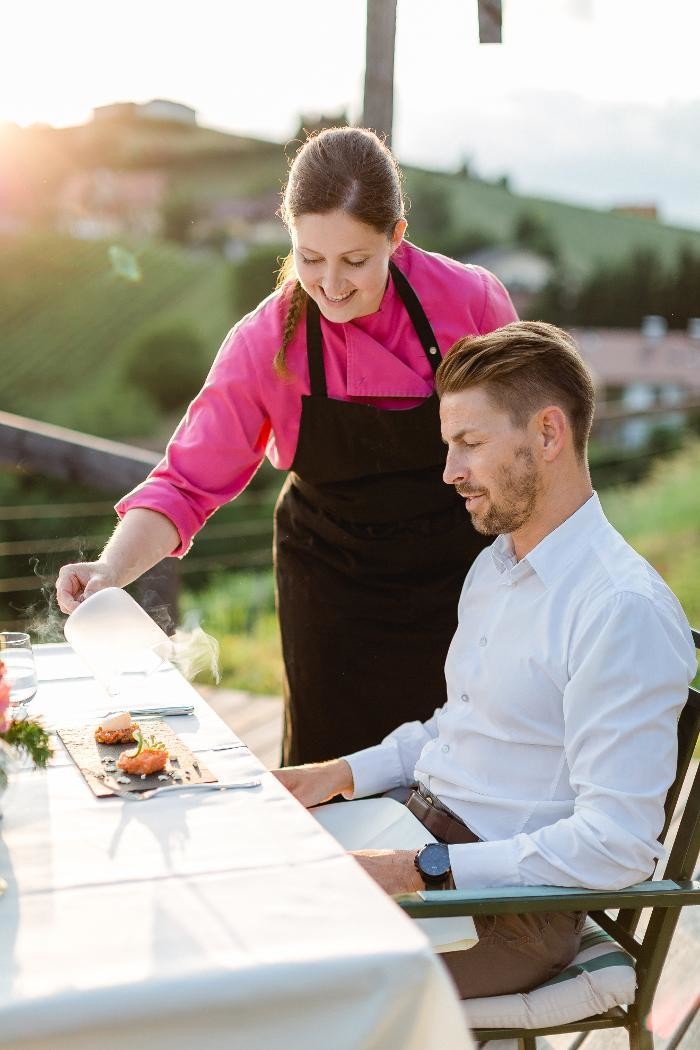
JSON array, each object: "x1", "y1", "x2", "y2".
[
  {"x1": 477, "y1": 0, "x2": 503, "y2": 43},
  {"x1": 362, "y1": 0, "x2": 397, "y2": 145}
]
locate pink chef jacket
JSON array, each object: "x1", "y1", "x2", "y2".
[{"x1": 116, "y1": 241, "x2": 517, "y2": 555}]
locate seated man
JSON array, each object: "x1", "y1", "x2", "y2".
[{"x1": 274, "y1": 320, "x2": 696, "y2": 999}]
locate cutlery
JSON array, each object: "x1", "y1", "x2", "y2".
[
  {"x1": 100, "y1": 705, "x2": 194, "y2": 718},
  {"x1": 106, "y1": 778, "x2": 262, "y2": 801}
]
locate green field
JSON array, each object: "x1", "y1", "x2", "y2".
[{"x1": 0, "y1": 233, "x2": 232, "y2": 436}]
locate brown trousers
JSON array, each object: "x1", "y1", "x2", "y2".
[{"x1": 405, "y1": 788, "x2": 586, "y2": 999}]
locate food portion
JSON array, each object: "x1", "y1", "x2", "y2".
[
  {"x1": 117, "y1": 728, "x2": 168, "y2": 776},
  {"x1": 58, "y1": 714, "x2": 215, "y2": 798},
  {"x1": 95, "y1": 710, "x2": 139, "y2": 745}
]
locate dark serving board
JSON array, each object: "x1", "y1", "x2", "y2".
[{"x1": 58, "y1": 718, "x2": 216, "y2": 798}]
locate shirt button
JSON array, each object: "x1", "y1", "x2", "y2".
[
  {"x1": 441, "y1": 744, "x2": 450, "y2": 753},
  {"x1": 460, "y1": 693, "x2": 469, "y2": 702},
  {"x1": 479, "y1": 636, "x2": 487, "y2": 647},
  {"x1": 428, "y1": 346, "x2": 438, "y2": 355}
]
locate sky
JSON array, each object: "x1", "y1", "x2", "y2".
[{"x1": 2, "y1": 0, "x2": 699, "y2": 229}]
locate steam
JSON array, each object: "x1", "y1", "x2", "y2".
[
  {"x1": 21, "y1": 555, "x2": 77, "y2": 643},
  {"x1": 169, "y1": 617, "x2": 221, "y2": 685}
]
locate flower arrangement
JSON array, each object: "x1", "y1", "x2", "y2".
[{"x1": 0, "y1": 658, "x2": 52, "y2": 792}]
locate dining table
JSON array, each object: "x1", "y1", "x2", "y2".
[{"x1": 0, "y1": 643, "x2": 473, "y2": 1050}]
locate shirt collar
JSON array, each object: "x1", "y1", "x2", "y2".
[{"x1": 491, "y1": 492, "x2": 606, "y2": 588}]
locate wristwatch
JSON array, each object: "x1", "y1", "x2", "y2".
[{"x1": 414, "y1": 842, "x2": 452, "y2": 889}]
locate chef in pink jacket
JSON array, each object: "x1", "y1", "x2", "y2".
[{"x1": 57, "y1": 127, "x2": 517, "y2": 765}]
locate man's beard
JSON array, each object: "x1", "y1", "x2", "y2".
[{"x1": 456, "y1": 445, "x2": 542, "y2": 536}]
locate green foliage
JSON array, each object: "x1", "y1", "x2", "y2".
[
  {"x1": 120, "y1": 323, "x2": 207, "y2": 412},
  {"x1": 52, "y1": 376, "x2": 160, "y2": 440},
  {"x1": 601, "y1": 441, "x2": 700, "y2": 630},
  {"x1": 182, "y1": 570, "x2": 276, "y2": 635},
  {"x1": 229, "y1": 243, "x2": 287, "y2": 318},
  {"x1": 404, "y1": 173, "x2": 491, "y2": 258},
  {"x1": 161, "y1": 193, "x2": 201, "y2": 244},
  {"x1": 1, "y1": 718, "x2": 53, "y2": 769},
  {"x1": 0, "y1": 233, "x2": 232, "y2": 435},
  {"x1": 181, "y1": 570, "x2": 282, "y2": 694},
  {"x1": 513, "y1": 211, "x2": 559, "y2": 261},
  {"x1": 401, "y1": 166, "x2": 700, "y2": 280},
  {"x1": 531, "y1": 243, "x2": 700, "y2": 328}
]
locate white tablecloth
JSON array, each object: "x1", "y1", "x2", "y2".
[{"x1": 0, "y1": 645, "x2": 472, "y2": 1050}]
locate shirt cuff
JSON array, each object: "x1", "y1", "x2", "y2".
[
  {"x1": 115, "y1": 491, "x2": 195, "y2": 557},
  {"x1": 448, "y1": 837, "x2": 521, "y2": 889},
  {"x1": 342, "y1": 741, "x2": 406, "y2": 799}
]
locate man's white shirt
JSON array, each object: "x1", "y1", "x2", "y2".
[{"x1": 345, "y1": 493, "x2": 697, "y2": 891}]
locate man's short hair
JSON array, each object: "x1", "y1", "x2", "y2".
[{"x1": 435, "y1": 321, "x2": 596, "y2": 460}]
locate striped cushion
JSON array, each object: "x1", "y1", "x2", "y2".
[{"x1": 461, "y1": 919, "x2": 636, "y2": 1030}]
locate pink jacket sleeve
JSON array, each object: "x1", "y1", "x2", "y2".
[
  {"x1": 474, "y1": 266, "x2": 519, "y2": 332},
  {"x1": 116, "y1": 324, "x2": 272, "y2": 556}
]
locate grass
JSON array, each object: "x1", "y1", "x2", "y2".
[
  {"x1": 0, "y1": 233, "x2": 232, "y2": 433},
  {"x1": 600, "y1": 441, "x2": 700, "y2": 629}
]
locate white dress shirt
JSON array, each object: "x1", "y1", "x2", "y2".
[{"x1": 345, "y1": 494, "x2": 697, "y2": 891}]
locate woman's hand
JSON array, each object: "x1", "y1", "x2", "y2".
[
  {"x1": 55, "y1": 560, "x2": 119, "y2": 614},
  {"x1": 273, "y1": 758, "x2": 354, "y2": 808},
  {"x1": 56, "y1": 508, "x2": 181, "y2": 614}
]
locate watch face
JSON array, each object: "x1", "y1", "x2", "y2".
[{"x1": 419, "y1": 843, "x2": 450, "y2": 878}]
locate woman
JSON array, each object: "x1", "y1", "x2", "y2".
[{"x1": 56, "y1": 127, "x2": 517, "y2": 765}]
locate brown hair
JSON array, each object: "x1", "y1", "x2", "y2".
[
  {"x1": 435, "y1": 321, "x2": 595, "y2": 460},
  {"x1": 274, "y1": 127, "x2": 405, "y2": 376}
]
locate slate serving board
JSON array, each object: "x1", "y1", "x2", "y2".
[{"x1": 58, "y1": 718, "x2": 216, "y2": 798}]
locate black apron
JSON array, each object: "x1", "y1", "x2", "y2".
[{"x1": 274, "y1": 262, "x2": 489, "y2": 765}]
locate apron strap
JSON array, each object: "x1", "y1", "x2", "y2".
[
  {"x1": 303, "y1": 261, "x2": 442, "y2": 397},
  {"x1": 305, "y1": 298, "x2": 328, "y2": 397},
  {"x1": 388, "y1": 260, "x2": 442, "y2": 375}
]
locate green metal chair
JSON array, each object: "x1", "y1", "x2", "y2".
[{"x1": 397, "y1": 627, "x2": 700, "y2": 1050}]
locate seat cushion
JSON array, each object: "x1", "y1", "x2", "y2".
[{"x1": 461, "y1": 918, "x2": 636, "y2": 1029}]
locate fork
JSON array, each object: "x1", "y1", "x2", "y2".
[{"x1": 106, "y1": 778, "x2": 262, "y2": 801}]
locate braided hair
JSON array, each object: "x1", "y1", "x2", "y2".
[{"x1": 275, "y1": 127, "x2": 405, "y2": 377}]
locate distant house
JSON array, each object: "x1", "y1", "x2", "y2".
[
  {"x1": 56, "y1": 168, "x2": 167, "y2": 239},
  {"x1": 575, "y1": 319, "x2": 700, "y2": 447}
]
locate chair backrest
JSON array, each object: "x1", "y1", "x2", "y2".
[
  {"x1": 618, "y1": 626, "x2": 700, "y2": 941},
  {"x1": 621, "y1": 628, "x2": 700, "y2": 1024}
]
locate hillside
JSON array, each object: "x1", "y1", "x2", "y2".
[
  {"x1": 0, "y1": 233, "x2": 232, "y2": 438},
  {"x1": 404, "y1": 167, "x2": 700, "y2": 277},
  {"x1": 3, "y1": 117, "x2": 700, "y2": 277}
]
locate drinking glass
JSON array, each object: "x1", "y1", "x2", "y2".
[{"x1": 0, "y1": 632, "x2": 38, "y2": 715}]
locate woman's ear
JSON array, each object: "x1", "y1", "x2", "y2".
[{"x1": 391, "y1": 218, "x2": 408, "y2": 252}]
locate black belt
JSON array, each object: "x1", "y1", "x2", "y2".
[{"x1": 406, "y1": 783, "x2": 481, "y2": 845}]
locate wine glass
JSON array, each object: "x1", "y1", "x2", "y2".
[{"x1": 0, "y1": 632, "x2": 38, "y2": 717}]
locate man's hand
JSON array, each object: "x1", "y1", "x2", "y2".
[
  {"x1": 272, "y1": 758, "x2": 354, "y2": 808},
  {"x1": 351, "y1": 849, "x2": 425, "y2": 895}
]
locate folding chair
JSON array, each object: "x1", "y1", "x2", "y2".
[{"x1": 398, "y1": 627, "x2": 700, "y2": 1050}]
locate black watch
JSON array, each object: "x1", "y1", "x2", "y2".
[{"x1": 414, "y1": 842, "x2": 452, "y2": 889}]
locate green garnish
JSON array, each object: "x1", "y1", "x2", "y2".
[
  {"x1": 124, "y1": 728, "x2": 144, "y2": 759},
  {"x1": 123, "y1": 729, "x2": 167, "y2": 759},
  {"x1": 145, "y1": 735, "x2": 167, "y2": 752}
]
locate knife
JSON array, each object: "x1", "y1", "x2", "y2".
[{"x1": 101, "y1": 705, "x2": 195, "y2": 718}]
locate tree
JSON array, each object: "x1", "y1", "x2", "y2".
[{"x1": 121, "y1": 324, "x2": 206, "y2": 411}]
